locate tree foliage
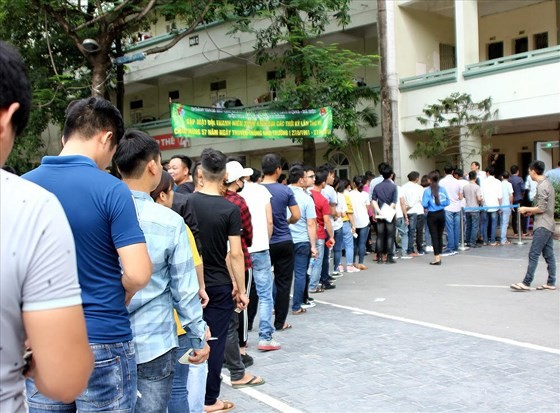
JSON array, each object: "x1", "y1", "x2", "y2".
[
  {"x1": 410, "y1": 93, "x2": 497, "y2": 166},
  {"x1": 232, "y1": 0, "x2": 378, "y2": 167}
]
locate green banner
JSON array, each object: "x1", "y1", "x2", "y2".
[{"x1": 170, "y1": 103, "x2": 332, "y2": 139}]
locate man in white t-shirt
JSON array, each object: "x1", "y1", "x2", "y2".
[
  {"x1": 240, "y1": 170, "x2": 280, "y2": 351},
  {"x1": 0, "y1": 41, "x2": 93, "y2": 412},
  {"x1": 402, "y1": 171, "x2": 426, "y2": 256},
  {"x1": 481, "y1": 166, "x2": 503, "y2": 245},
  {"x1": 439, "y1": 165, "x2": 463, "y2": 255},
  {"x1": 499, "y1": 171, "x2": 514, "y2": 245}
]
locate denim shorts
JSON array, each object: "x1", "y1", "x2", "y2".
[{"x1": 26, "y1": 340, "x2": 137, "y2": 412}]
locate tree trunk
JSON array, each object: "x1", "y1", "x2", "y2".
[
  {"x1": 115, "y1": 38, "x2": 125, "y2": 114},
  {"x1": 377, "y1": 0, "x2": 393, "y2": 165},
  {"x1": 302, "y1": 138, "x2": 317, "y2": 168},
  {"x1": 90, "y1": 53, "x2": 111, "y2": 97}
]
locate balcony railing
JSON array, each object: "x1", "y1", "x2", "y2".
[
  {"x1": 464, "y1": 45, "x2": 560, "y2": 79},
  {"x1": 398, "y1": 69, "x2": 457, "y2": 91}
]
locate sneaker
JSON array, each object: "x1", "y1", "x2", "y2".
[
  {"x1": 400, "y1": 254, "x2": 412, "y2": 260},
  {"x1": 417, "y1": 251, "x2": 426, "y2": 256},
  {"x1": 425, "y1": 246, "x2": 434, "y2": 252},
  {"x1": 322, "y1": 282, "x2": 336, "y2": 290},
  {"x1": 301, "y1": 301, "x2": 316, "y2": 309},
  {"x1": 441, "y1": 250, "x2": 454, "y2": 257},
  {"x1": 331, "y1": 271, "x2": 344, "y2": 278},
  {"x1": 346, "y1": 265, "x2": 360, "y2": 273},
  {"x1": 307, "y1": 297, "x2": 315, "y2": 302},
  {"x1": 337, "y1": 264, "x2": 344, "y2": 273},
  {"x1": 241, "y1": 353, "x2": 254, "y2": 367},
  {"x1": 257, "y1": 339, "x2": 281, "y2": 352},
  {"x1": 328, "y1": 276, "x2": 337, "y2": 282}
]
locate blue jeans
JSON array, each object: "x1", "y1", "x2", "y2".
[
  {"x1": 292, "y1": 242, "x2": 310, "y2": 310},
  {"x1": 332, "y1": 227, "x2": 343, "y2": 270},
  {"x1": 168, "y1": 335, "x2": 207, "y2": 413},
  {"x1": 445, "y1": 210, "x2": 461, "y2": 251},
  {"x1": 481, "y1": 211, "x2": 498, "y2": 243},
  {"x1": 309, "y1": 239, "x2": 325, "y2": 291},
  {"x1": 26, "y1": 341, "x2": 137, "y2": 412},
  {"x1": 341, "y1": 221, "x2": 355, "y2": 267},
  {"x1": 500, "y1": 208, "x2": 512, "y2": 244},
  {"x1": 394, "y1": 217, "x2": 408, "y2": 255},
  {"x1": 466, "y1": 212, "x2": 480, "y2": 246},
  {"x1": 136, "y1": 349, "x2": 176, "y2": 412},
  {"x1": 354, "y1": 226, "x2": 369, "y2": 263},
  {"x1": 522, "y1": 227, "x2": 557, "y2": 287},
  {"x1": 249, "y1": 250, "x2": 275, "y2": 341}
]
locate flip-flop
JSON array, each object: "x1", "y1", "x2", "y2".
[
  {"x1": 231, "y1": 375, "x2": 265, "y2": 389},
  {"x1": 204, "y1": 400, "x2": 235, "y2": 413},
  {"x1": 536, "y1": 284, "x2": 557, "y2": 291},
  {"x1": 510, "y1": 282, "x2": 530, "y2": 291},
  {"x1": 292, "y1": 308, "x2": 306, "y2": 315},
  {"x1": 278, "y1": 323, "x2": 292, "y2": 331}
]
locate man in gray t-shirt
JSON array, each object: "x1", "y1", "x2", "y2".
[
  {"x1": 0, "y1": 41, "x2": 92, "y2": 412},
  {"x1": 463, "y1": 171, "x2": 482, "y2": 247},
  {"x1": 510, "y1": 160, "x2": 556, "y2": 291}
]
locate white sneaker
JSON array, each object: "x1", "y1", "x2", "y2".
[
  {"x1": 301, "y1": 301, "x2": 316, "y2": 309},
  {"x1": 425, "y1": 246, "x2": 434, "y2": 252},
  {"x1": 346, "y1": 265, "x2": 360, "y2": 273},
  {"x1": 257, "y1": 339, "x2": 281, "y2": 351}
]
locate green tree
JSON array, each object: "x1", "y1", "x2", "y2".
[
  {"x1": 410, "y1": 92, "x2": 497, "y2": 167},
  {"x1": 232, "y1": 1, "x2": 378, "y2": 167}
]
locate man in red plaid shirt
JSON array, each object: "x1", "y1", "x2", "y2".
[{"x1": 222, "y1": 161, "x2": 265, "y2": 389}]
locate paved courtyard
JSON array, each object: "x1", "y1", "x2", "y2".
[{"x1": 218, "y1": 241, "x2": 560, "y2": 412}]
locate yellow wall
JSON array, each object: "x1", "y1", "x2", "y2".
[
  {"x1": 395, "y1": 7, "x2": 455, "y2": 77},
  {"x1": 479, "y1": 1, "x2": 557, "y2": 59},
  {"x1": 491, "y1": 130, "x2": 560, "y2": 170}
]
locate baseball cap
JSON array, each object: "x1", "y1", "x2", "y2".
[{"x1": 226, "y1": 161, "x2": 253, "y2": 183}]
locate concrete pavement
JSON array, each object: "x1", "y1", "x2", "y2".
[{"x1": 217, "y1": 241, "x2": 560, "y2": 412}]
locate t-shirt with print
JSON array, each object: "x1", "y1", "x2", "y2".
[
  {"x1": 190, "y1": 192, "x2": 241, "y2": 287},
  {"x1": 262, "y1": 182, "x2": 297, "y2": 244},
  {"x1": 1, "y1": 171, "x2": 82, "y2": 413},
  {"x1": 23, "y1": 155, "x2": 146, "y2": 343},
  {"x1": 311, "y1": 189, "x2": 331, "y2": 239},
  {"x1": 241, "y1": 181, "x2": 272, "y2": 253}
]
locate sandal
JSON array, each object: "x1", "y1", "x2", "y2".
[
  {"x1": 510, "y1": 282, "x2": 530, "y2": 291},
  {"x1": 278, "y1": 323, "x2": 292, "y2": 331},
  {"x1": 292, "y1": 308, "x2": 306, "y2": 315},
  {"x1": 231, "y1": 375, "x2": 265, "y2": 389},
  {"x1": 536, "y1": 284, "x2": 557, "y2": 291},
  {"x1": 204, "y1": 400, "x2": 235, "y2": 413}
]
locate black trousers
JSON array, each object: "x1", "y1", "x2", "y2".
[
  {"x1": 427, "y1": 210, "x2": 446, "y2": 256},
  {"x1": 376, "y1": 218, "x2": 396, "y2": 256},
  {"x1": 269, "y1": 241, "x2": 295, "y2": 330},
  {"x1": 203, "y1": 284, "x2": 234, "y2": 406}
]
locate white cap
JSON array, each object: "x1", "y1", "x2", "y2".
[{"x1": 226, "y1": 161, "x2": 253, "y2": 183}]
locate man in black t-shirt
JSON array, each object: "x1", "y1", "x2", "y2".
[
  {"x1": 169, "y1": 154, "x2": 195, "y2": 193},
  {"x1": 190, "y1": 148, "x2": 248, "y2": 413}
]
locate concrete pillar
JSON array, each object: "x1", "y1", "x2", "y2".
[
  {"x1": 455, "y1": 0, "x2": 479, "y2": 73},
  {"x1": 460, "y1": 127, "x2": 482, "y2": 172}
]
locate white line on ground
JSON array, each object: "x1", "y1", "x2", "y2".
[
  {"x1": 312, "y1": 299, "x2": 560, "y2": 355},
  {"x1": 446, "y1": 284, "x2": 511, "y2": 288},
  {"x1": 221, "y1": 376, "x2": 305, "y2": 413}
]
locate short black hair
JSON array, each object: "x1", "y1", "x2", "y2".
[
  {"x1": 471, "y1": 161, "x2": 480, "y2": 168},
  {"x1": 191, "y1": 161, "x2": 201, "y2": 187},
  {"x1": 454, "y1": 168, "x2": 463, "y2": 177},
  {"x1": 337, "y1": 179, "x2": 348, "y2": 193},
  {"x1": 64, "y1": 97, "x2": 124, "y2": 148},
  {"x1": 114, "y1": 129, "x2": 160, "y2": 179},
  {"x1": 170, "y1": 154, "x2": 192, "y2": 170},
  {"x1": 364, "y1": 171, "x2": 374, "y2": 180},
  {"x1": 501, "y1": 171, "x2": 510, "y2": 179},
  {"x1": 288, "y1": 165, "x2": 305, "y2": 184},
  {"x1": 277, "y1": 173, "x2": 286, "y2": 184},
  {"x1": 380, "y1": 163, "x2": 393, "y2": 179},
  {"x1": 529, "y1": 160, "x2": 545, "y2": 175},
  {"x1": 407, "y1": 171, "x2": 420, "y2": 182},
  {"x1": 317, "y1": 163, "x2": 334, "y2": 174},
  {"x1": 201, "y1": 147, "x2": 226, "y2": 182},
  {"x1": 0, "y1": 41, "x2": 31, "y2": 137},
  {"x1": 262, "y1": 153, "x2": 281, "y2": 175},
  {"x1": 468, "y1": 171, "x2": 477, "y2": 181},
  {"x1": 486, "y1": 166, "x2": 496, "y2": 176},
  {"x1": 444, "y1": 164, "x2": 454, "y2": 175},
  {"x1": 510, "y1": 165, "x2": 519, "y2": 175},
  {"x1": 377, "y1": 162, "x2": 388, "y2": 174},
  {"x1": 250, "y1": 168, "x2": 262, "y2": 183},
  {"x1": 314, "y1": 170, "x2": 328, "y2": 186}
]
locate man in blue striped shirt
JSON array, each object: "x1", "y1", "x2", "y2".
[{"x1": 115, "y1": 130, "x2": 209, "y2": 412}]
